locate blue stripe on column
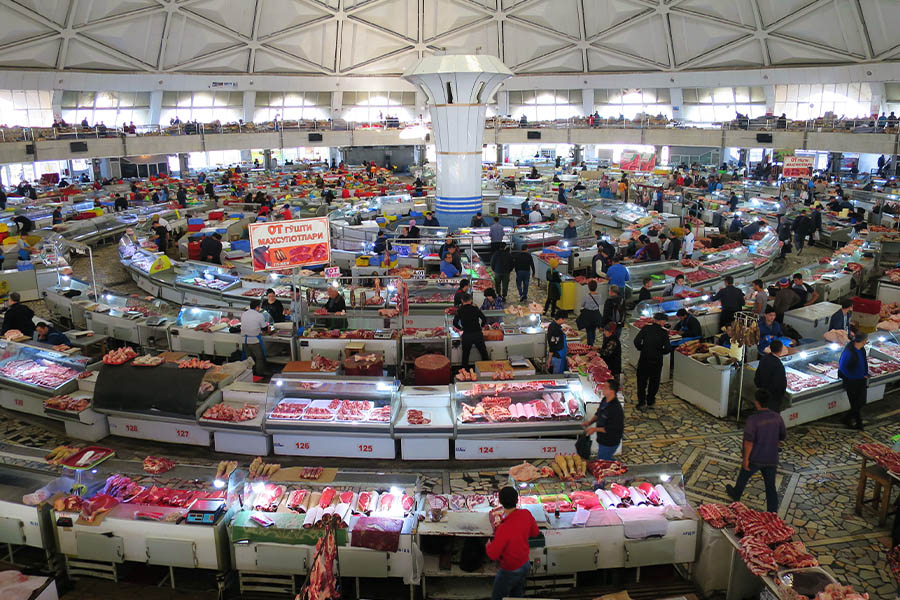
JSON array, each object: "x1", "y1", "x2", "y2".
[
  {"x1": 436, "y1": 195, "x2": 483, "y2": 201},
  {"x1": 435, "y1": 202, "x2": 484, "y2": 212}
]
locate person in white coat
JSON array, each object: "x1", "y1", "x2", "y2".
[{"x1": 681, "y1": 224, "x2": 695, "y2": 260}]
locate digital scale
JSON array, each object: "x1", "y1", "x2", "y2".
[
  {"x1": 145, "y1": 317, "x2": 168, "y2": 327},
  {"x1": 374, "y1": 330, "x2": 393, "y2": 339},
  {"x1": 186, "y1": 499, "x2": 225, "y2": 525}
]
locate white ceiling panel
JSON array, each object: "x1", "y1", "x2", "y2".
[{"x1": 0, "y1": 0, "x2": 890, "y2": 75}]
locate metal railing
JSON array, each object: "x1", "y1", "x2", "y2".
[{"x1": 5, "y1": 113, "x2": 898, "y2": 145}]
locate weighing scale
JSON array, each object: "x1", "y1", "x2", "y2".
[
  {"x1": 186, "y1": 499, "x2": 225, "y2": 525},
  {"x1": 374, "y1": 330, "x2": 393, "y2": 340},
  {"x1": 145, "y1": 317, "x2": 168, "y2": 327}
]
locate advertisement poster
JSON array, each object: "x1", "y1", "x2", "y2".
[
  {"x1": 619, "y1": 150, "x2": 657, "y2": 172},
  {"x1": 782, "y1": 156, "x2": 815, "y2": 178},
  {"x1": 248, "y1": 217, "x2": 331, "y2": 271}
]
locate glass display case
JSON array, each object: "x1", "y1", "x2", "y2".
[
  {"x1": 404, "y1": 279, "x2": 458, "y2": 309},
  {"x1": 174, "y1": 262, "x2": 241, "y2": 294},
  {"x1": 632, "y1": 295, "x2": 721, "y2": 320},
  {"x1": 175, "y1": 305, "x2": 243, "y2": 331},
  {"x1": 448, "y1": 310, "x2": 545, "y2": 362},
  {"x1": 0, "y1": 342, "x2": 88, "y2": 394},
  {"x1": 747, "y1": 232, "x2": 780, "y2": 258},
  {"x1": 128, "y1": 248, "x2": 169, "y2": 274},
  {"x1": 699, "y1": 246, "x2": 756, "y2": 278},
  {"x1": 263, "y1": 375, "x2": 399, "y2": 434},
  {"x1": 767, "y1": 343, "x2": 843, "y2": 402},
  {"x1": 453, "y1": 375, "x2": 586, "y2": 438},
  {"x1": 511, "y1": 222, "x2": 564, "y2": 250},
  {"x1": 624, "y1": 259, "x2": 703, "y2": 294},
  {"x1": 89, "y1": 290, "x2": 178, "y2": 322},
  {"x1": 50, "y1": 219, "x2": 100, "y2": 243}
]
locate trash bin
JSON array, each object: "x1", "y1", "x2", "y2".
[{"x1": 557, "y1": 280, "x2": 577, "y2": 311}]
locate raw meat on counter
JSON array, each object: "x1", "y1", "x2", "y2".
[
  {"x1": 587, "y1": 459, "x2": 628, "y2": 483},
  {"x1": 201, "y1": 402, "x2": 259, "y2": 422},
  {"x1": 731, "y1": 502, "x2": 795, "y2": 544},
  {"x1": 785, "y1": 371, "x2": 829, "y2": 393},
  {"x1": 80, "y1": 494, "x2": 119, "y2": 522},
  {"x1": 178, "y1": 358, "x2": 214, "y2": 369},
  {"x1": 336, "y1": 400, "x2": 372, "y2": 421},
  {"x1": 132, "y1": 354, "x2": 164, "y2": 366},
  {"x1": 812, "y1": 584, "x2": 869, "y2": 600},
  {"x1": 43, "y1": 395, "x2": 89, "y2": 412},
  {"x1": 311, "y1": 355, "x2": 340, "y2": 371},
  {"x1": 367, "y1": 406, "x2": 392, "y2": 422},
  {"x1": 739, "y1": 535, "x2": 777, "y2": 576},
  {"x1": 406, "y1": 409, "x2": 431, "y2": 425},
  {"x1": 2, "y1": 329, "x2": 24, "y2": 340},
  {"x1": 697, "y1": 503, "x2": 737, "y2": 529},
  {"x1": 854, "y1": 442, "x2": 900, "y2": 475},
  {"x1": 866, "y1": 357, "x2": 900, "y2": 376},
  {"x1": 774, "y1": 541, "x2": 818, "y2": 568},
  {"x1": 143, "y1": 456, "x2": 175, "y2": 475},
  {"x1": 0, "y1": 360, "x2": 79, "y2": 389},
  {"x1": 251, "y1": 484, "x2": 284, "y2": 512},
  {"x1": 102, "y1": 346, "x2": 138, "y2": 365},
  {"x1": 269, "y1": 399, "x2": 310, "y2": 420},
  {"x1": 300, "y1": 466, "x2": 324, "y2": 480}
]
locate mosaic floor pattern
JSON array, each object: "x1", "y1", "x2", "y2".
[{"x1": 2, "y1": 231, "x2": 896, "y2": 598}]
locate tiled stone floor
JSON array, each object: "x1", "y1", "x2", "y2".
[{"x1": 4, "y1": 235, "x2": 898, "y2": 598}]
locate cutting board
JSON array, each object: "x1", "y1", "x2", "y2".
[
  {"x1": 445, "y1": 511, "x2": 492, "y2": 535},
  {"x1": 157, "y1": 351, "x2": 187, "y2": 363},
  {"x1": 269, "y1": 467, "x2": 338, "y2": 484}
]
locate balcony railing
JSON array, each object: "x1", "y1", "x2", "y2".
[{"x1": 2, "y1": 114, "x2": 897, "y2": 144}]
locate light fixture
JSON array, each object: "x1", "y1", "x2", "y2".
[
  {"x1": 799, "y1": 351, "x2": 808, "y2": 359},
  {"x1": 213, "y1": 479, "x2": 226, "y2": 488},
  {"x1": 659, "y1": 474, "x2": 670, "y2": 482},
  {"x1": 828, "y1": 343, "x2": 839, "y2": 351}
]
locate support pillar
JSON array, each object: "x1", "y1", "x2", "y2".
[
  {"x1": 149, "y1": 90, "x2": 163, "y2": 126},
  {"x1": 581, "y1": 89, "x2": 594, "y2": 118},
  {"x1": 670, "y1": 88, "x2": 684, "y2": 122},
  {"x1": 242, "y1": 91, "x2": 256, "y2": 124},
  {"x1": 51, "y1": 90, "x2": 63, "y2": 122},
  {"x1": 263, "y1": 149, "x2": 273, "y2": 171},
  {"x1": 177, "y1": 153, "x2": 189, "y2": 176},
  {"x1": 573, "y1": 144, "x2": 583, "y2": 165},
  {"x1": 329, "y1": 147, "x2": 341, "y2": 168},
  {"x1": 829, "y1": 152, "x2": 842, "y2": 176},
  {"x1": 240, "y1": 150, "x2": 252, "y2": 164},
  {"x1": 403, "y1": 55, "x2": 512, "y2": 229},
  {"x1": 763, "y1": 85, "x2": 776, "y2": 115},
  {"x1": 496, "y1": 144, "x2": 504, "y2": 164}
]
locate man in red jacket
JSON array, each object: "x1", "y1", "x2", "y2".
[{"x1": 485, "y1": 486, "x2": 538, "y2": 600}]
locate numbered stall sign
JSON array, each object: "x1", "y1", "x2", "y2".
[{"x1": 454, "y1": 439, "x2": 572, "y2": 460}]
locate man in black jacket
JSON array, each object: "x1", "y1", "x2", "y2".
[
  {"x1": 512, "y1": 249, "x2": 535, "y2": 302},
  {"x1": 754, "y1": 339, "x2": 787, "y2": 410},
  {"x1": 1, "y1": 292, "x2": 35, "y2": 337},
  {"x1": 176, "y1": 185, "x2": 188, "y2": 208},
  {"x1": 828, "y1": 299, "x2": 853, "y2": 335},
  {"x1": 675, "y1": 308, "x2": 702, "y2": 339},
  {"x1": 490, "y1": 243, "x2": 514, "y2": 301},
  {"x1": 452, "y1": 293, "x2": 488, "y2": 368},
  {"x1": 633, "y1": 312, "x2": 672, "y2": 410},
  {"x1": 200, "y1": 232, "x2": 223, "y2": 264},
  {"x1": 583, "y1": 379, "x2": 624, "y2": 460},
  {"x1": 710, "y1": 275, "x2": 745, "y2": 328},
  {"x1": 808, "y1": 205, "x2": 822, "y2": 247}
]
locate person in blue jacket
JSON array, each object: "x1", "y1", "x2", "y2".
[
  {"x1": 440, "y1": 253, "x2": 460, "y2": 278},
  {"x1": 606, "y1": 255, "x2": 629, "y2": 290},
  {"x1": 758, "y1": 307, "x2": 784, "y2": 353},
  {"x1": 828, "y1": 299, "x2": 853, "y2": 335},
  {"x1": 838, "y1": 332, "x2": 868, "y2": 430}
]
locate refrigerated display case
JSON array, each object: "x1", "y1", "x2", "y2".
[
  {"x1": 624, "y1": 260, "x2": 713, "y2": 297},
  {"x1": 82, "y1": 290, "x2": 179, "y2": 348},
  {"x1": 632, "y1": 295, "x2": 723, "y2": 338},
  {"x1": 265, "y1": 375, "x2": 399, "y2": 458},
  {"x1": 452, "y1": 376, "x2": 587, "y2": 458},
  {"x1": 174, "y1": 262, "x2": 241, "y2": 305},
  {"x1": 0, "y1": 342, "x2": 89, "y2": 417},
  {"x1": 171, "y1": 305, "x2": 293, "y2": 360},
  {"x1": 298, "y1": 312, "x2": 400, "y2": 369},
  {"x1": 742, "y1": 339, "x2": 900, "y2": 427},
  {"x1": 43, "y1": 275, "x2": 93, "y2": 328},
  {"x1": 393, "y1": 385, "x2": 454, "y2": 460}
]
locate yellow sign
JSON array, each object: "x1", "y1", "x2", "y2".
[{"x1": 149, "y1": 255, "x2": 172, "y2": 274}]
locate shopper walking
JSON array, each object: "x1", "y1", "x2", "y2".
[
  {"x1": 725, "y1": 389, "x2": 786, "y2": 513},
  {"x1": 452, "y1": 293, "x2": 489, "y2": 368},
  {"x1": 512, "y1": 248, "x2": 535, "y2": 302},
  {"x1": 602, "y1": 285, "x2": 625, "y2": 332},
  {"x1": 578, "y1": 280, "x2": 603, "y2": 346},
  {"x1": 485, "y1": 486, "x2": 538, "y2": 600},
  {"x1": 583, "y1": 379, "x2": 624, "y2": 460},
  {"x1": 838, "y1": 333, "x2": 868, "y2": 430},
  {"x1": 490, "y1": 243, "x2": 514, "y2": 301},
  {"x1": 544, "y1": 259, "x2": 562, "y2": 317},
  {"x1": 633, "y1": 312, "x2": 672, "y2": 410}
]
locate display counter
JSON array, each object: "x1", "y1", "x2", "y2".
[
  {"x1": 265, "y1": 375, "x2": 399, "y2": 459},
  {"x1": 743, "y1": 339, "x2": 900, "y2": 426},
  {"x1": 633, "y1": 295, "x2": 723, "y2": 338},
  {"x1": 452, "y1": 375, "x2": 586, "y2": 459},
  {"x1": 393, "y1": 384, "x2": 453, "y2": 460},
  {"x1": 783, "y1": 302, "x2": 842, "y2": 339},
  {"x1": 672, "y1": 347, "x2": 740, "y2": 419},
  {"x1": 170, "y1": 305, "x2": 294, "y2": 362}
]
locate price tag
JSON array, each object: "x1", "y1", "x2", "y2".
[
  {"x1": 325, "y1": 266, "x2": 341, "y2": 278},
  {"x1": 273, "y1": 434, "x2": 395, "y2": 458},
  {"x1": 455, "y1": 438, "x2": 571, "y2": 460},
  {"x1": 413, "y1": 270, "x2": 425, "y2": 279},
  {"x1": 108, "y1": 416, "x2": 210, "y2": 447}
]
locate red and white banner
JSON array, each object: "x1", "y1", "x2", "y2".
[
  {"x1": 248, "y1": 217, "x2": 331, "y2": 271},
  {"x1": 782, "y1": 156, "x2": 815, "y2": 178},
  {"x1": 619, "y1": 150, "x2": 657, "y2": 172}
]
